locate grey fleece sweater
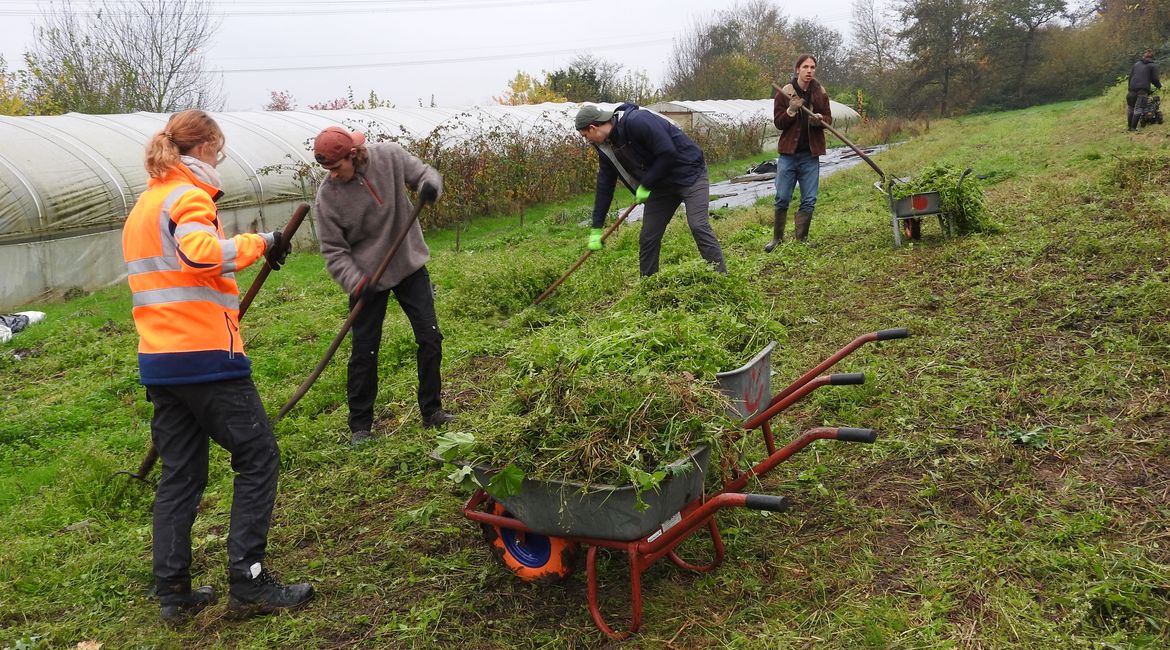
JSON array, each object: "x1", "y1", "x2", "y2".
[{"x1": 315, "y1": 142, "x2": 443, "y2": 294}]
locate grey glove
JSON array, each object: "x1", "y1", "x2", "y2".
[
  {"x1": 786, "y1": 96, "x2": 805, "y2": 117},
  {"x1": 808, "y1": 113, "x2": 823, "y2": 126}
]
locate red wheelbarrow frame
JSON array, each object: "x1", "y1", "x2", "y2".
[{"x1": 460, "y1": 327, "x2": 909, "y2": 639}]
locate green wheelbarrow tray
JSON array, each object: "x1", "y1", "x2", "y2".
[{"x1": 454, "y1": 445, "x2": 711, "y2": 541}]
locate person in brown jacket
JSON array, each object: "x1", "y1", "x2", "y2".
[{"x1": 767, "y1": 53, "x2": 833, "y2": 249}]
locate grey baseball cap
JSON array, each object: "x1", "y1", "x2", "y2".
[{"x1": 575, "y1": 105, "x2": 615, "y2": 131}]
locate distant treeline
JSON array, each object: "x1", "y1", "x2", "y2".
[{"x1": 498, "y1": 0, "x2": 1168, "y2": 119}]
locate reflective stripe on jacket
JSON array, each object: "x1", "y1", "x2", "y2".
[{"x1": 122, "y1": 163, "x2": 268, "y2": 385}]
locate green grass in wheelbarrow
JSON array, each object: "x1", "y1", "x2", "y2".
[{"x1": 434, "y1": 258, "x2": 786, "y2": 504}]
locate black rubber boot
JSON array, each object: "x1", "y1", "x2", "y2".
[
  {"x1": 228, "y1": 566, "x2": 314, "y2": 618},
  {"x1": 764, "y1": 209, "x2": 787, "y2": 252},
  {"x1": 158, "y1": 581, "x2": 217, "y2": 623},
  {"x1": 794, "y1": 211, "x2": 813, "y2": 243}
]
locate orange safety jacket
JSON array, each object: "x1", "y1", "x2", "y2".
[{"x1": 122, "y1": 164, "x2": 268, "y2": 385}]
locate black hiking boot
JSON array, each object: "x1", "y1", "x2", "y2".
[
  {"x1": 422, "y1": 409, "x2": 456, "y2": 428},
  {"x1": 228, "y1": 565, "x2": 314, "y2": 618},
  {"x1": 158, "y1": 581, "x2": 217, "y2": 623}
]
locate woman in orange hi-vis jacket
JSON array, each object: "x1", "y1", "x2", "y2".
[{"x1": 121, "y1": 109, "x2": 312, "y2": 622}]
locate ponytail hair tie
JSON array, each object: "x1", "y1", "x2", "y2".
[{"x1": 163, "y1": 131, "x2": 175, "y2": 143}]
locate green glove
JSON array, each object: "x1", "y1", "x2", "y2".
[
  {"x1": 588, "y1": 228, "x2": 603, "y2": 251},
  {"x1": 635, "y1": 185, "x2": 651, "y2": 204}
]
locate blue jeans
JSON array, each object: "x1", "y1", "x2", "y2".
[{"x1": 773, "y1": 152, "x2": 820, "y2": 214}]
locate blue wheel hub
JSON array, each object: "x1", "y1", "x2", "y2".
[{"x1": 500, "y1": 528, "x2": 552, "y2": 568}]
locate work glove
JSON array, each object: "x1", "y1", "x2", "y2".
[
  {"x1": 418, "y1": 181, "x2": 439, "y2": 205},
  {"x1": 808, "y1": 113, "x2": 824, "y2": 127},
  {"x1": 587, "y1": 228, "x2": 603, "y2": 251},
  {"x1": 352, "y1": 276, "x2": 378, "y2": 304},
  {"x1": 786, "y1": 96, "x2": 805, "y2": 117},
  {"x1": 635, "y1": 185, "x2": 651, "y2": 204},
  {"x1": 264, "y1": 231, "x2": 289, "y2": 270}
]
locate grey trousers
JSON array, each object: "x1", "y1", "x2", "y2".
[{"x1": 638, "y1": 175, "x2": 727, "y2": 276}]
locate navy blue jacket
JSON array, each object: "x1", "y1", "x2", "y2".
[{"x1": 589, "y1": 103, "x2": 706, "y2": 227}]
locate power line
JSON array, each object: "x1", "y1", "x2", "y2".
[
  {"x1": 0, "y1": 0, "x2": 587, "y2": 17},
  {"x1": 210, "y1": 31, "x2": 677, "y2": 63},
  {"x1": 210, "y1": 36, "x2": 675, "y2": 73}
]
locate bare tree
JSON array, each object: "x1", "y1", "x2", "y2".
[
  {"x1": 25, "y1": 0, "x2": 222, "y2": 114},
  {"x1": 850, "y1": 0, "x2": 899, "y2": 74}
]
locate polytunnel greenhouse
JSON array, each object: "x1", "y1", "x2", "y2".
[
  {"x1": 0, "y1": 98, "x2": 852, "y2": 310},
  {"x1": 0, "y1": 102, "x2": 596, "y2": 310}
]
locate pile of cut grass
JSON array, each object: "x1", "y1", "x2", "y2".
[{"x1": 439, "y1": 258, "x2": 785, "y2": 490}]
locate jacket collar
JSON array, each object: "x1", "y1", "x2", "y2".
[{"x1": 150, "y1": 163, "x2": 224, "y2": 202}]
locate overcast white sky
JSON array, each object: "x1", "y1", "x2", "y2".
[{"x1": 0, "y1": 0, "x2": 858, "y2": 111}]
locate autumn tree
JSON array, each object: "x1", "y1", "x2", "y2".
[
  {"x1": 24, "y1": 0, "x2": 222, "y2": 114},
  {"x1": 0, "y1": 57, "x2": 28, "y2": 115},
  {"x1": 897, "y1": 0, "x2": 989, "y2": 116},
  {"x1": 665, "y1": 0, "x2": 841, "y2": 99},
  {"x1": 788, "y1": 19, "x2": 848, "y2": 88},
  {"x1": 494, "y1": 71, "x2": 566, "y2": 105},
  {"x1": 546, "y1": 55, "x2": 622, "y2": 101},
  {"x1": 985, "y1": 0, "x2": 1067, "y2": 104},
  {"x1": 495, "y1": 55, "x2": 659, "y2": 105}
]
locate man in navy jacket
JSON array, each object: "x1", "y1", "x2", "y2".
[{"x1": 576, "y1": 103, "x2": 726, "y2": 276}]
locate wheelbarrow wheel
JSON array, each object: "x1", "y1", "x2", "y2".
[{"x1": 480, "y1": 500, "x2": 579, "y2": 584}]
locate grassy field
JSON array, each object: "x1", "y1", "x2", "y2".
[{"x1": 2, "y1": 86, "x2": 1168, "y2": 649}]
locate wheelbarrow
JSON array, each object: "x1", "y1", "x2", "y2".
[
  {"x1": 875, "y1": 169, "x2": 974, "y2": 246},
  {"x1": 456, "y1": 327, "x2": 909, "y2": 639}
]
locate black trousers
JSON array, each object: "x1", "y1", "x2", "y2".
[
  {"x1": 146, "y1": 377, "x2": 279, "y2": 586},
  {"x1": 347, "y1": 265, "x2": 444, "y2": 433}
]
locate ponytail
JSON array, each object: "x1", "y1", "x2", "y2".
[{"x1": 144, "y1": 110, "x2": 224, "y2": 179}]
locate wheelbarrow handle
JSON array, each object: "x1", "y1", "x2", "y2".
[
  {"x1": 836, "y1": 427, "x2": 877, "y2": 443},
  {"x1": 766, "y1": 327, "x2": 910, "y2": 409},
  {"x1": 829, "y1": 372, "x2": 865, "y2": 385},
  {"x1": 876, "y1": 327, "x2": 909, "y2": 341},
  {"x1": 743, "y1": 494, "x2": 790, "y2": 512}
]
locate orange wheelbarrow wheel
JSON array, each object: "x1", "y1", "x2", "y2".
[{"x1": 480, "y1": 499, "x2": 579, "y2": 583}]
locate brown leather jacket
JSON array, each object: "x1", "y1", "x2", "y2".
[{"x1": 773, "y1": 79, "x2": 833, "y2": 156}]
